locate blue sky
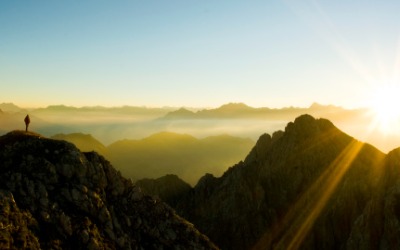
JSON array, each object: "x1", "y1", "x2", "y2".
[{"x1": 1, "y1": 0, "x2": 399, "y2": 108}]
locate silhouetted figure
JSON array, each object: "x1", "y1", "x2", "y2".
[{"x1": 24, "y1": 115, "x2": 30, "y2": 132}]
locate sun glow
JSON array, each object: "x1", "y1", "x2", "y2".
[{"x1": 367, "y1": 84, "x2": 400, "y2": 134}]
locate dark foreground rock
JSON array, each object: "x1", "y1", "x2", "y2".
[{"x1": 0, "y1": 131, "x2": 218, "y2": 249}]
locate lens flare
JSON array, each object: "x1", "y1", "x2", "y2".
[{"x1": 367, "y1": 84, "x2": 400, "y2": 134}]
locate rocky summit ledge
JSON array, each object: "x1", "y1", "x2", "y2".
[{"x1": 0, "y1": 131, "x2": 218, "y2": 249}]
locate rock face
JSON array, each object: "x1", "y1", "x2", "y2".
[
  {"x1": 0, "y1": 131, "x2": 218, "y2": 249},
  {"x1": 146, "y1": 115, "x2": 400, "y2": 250}
]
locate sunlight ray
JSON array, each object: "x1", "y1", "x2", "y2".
[
  {"x1": 252, "y1": 140, "x2": 364, "y2": 250},
  {"x1": 284, "y1": 141, "x2": 363, "y2": 249}
]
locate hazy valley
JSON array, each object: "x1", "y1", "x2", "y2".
[{"x1": 1, "y1": 102, "x2": 398, "y2": 153}]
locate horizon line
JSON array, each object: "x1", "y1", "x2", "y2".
[{"x1": 0, "y1": 101, "x2": 367, "y2": 111}]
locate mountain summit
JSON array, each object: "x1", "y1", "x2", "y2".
[
  {"x1": 144, "y1": 114, "x2": 400, "y2": 250},
  {"x1": 0, "y1": 131, "x2": 217, "y2": 249}
]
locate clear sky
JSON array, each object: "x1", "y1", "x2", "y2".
[{"x1": 1, "y1": 0, "x2": 399, "y2": 108}]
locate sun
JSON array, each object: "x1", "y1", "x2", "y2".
[{"x1": 367, "y1": 84, "x2": 400, "y2": 134}]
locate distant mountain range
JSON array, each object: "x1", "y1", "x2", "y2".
[
  {"x1": 51, "y1": 132, "x2": 254, "y2": 185},
  {"x1": 136, "y1": 115, "x2": 400, "y2": 250},
  {"x1": 0, "y1": 102, "x2": 358, "y2": 119},
  {"x1": 1, "y1": 102, "x2": 398, "y2": 152},
  {"x1": 162, "y1": 102, "x2": 353, "y2": 120}
]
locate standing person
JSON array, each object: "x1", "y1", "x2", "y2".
[{"x1": 24, "y1": 115, "x2": 30, "y2": 132}]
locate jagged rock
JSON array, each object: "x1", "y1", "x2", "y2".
[
  {"x1": 0, "y1": 131, "x2": 218, "y2": 249},
  {"x1": 143, "y1": 115, "x2": 400, "y2": 250},
  {"x1": 244, "y1": 133, "x2": 272, "y2": 163},
  {"x1": 0, "y1": 190, "x2": 40, "y2": 249}
]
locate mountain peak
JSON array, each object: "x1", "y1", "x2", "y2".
[
  {"x1": 217, "y1": 102, "x2": 252, "y2": 111},
  {"x1": 0, "y1": 103, "x2": 23, "y2": 113},
  {"x1": 156, "y1": 115, "x2": 389, "y2": 250},
  {"x1": 0, "y1": 131, "x2": 218, "y2": 249},
  {"x1": 284, "y1": 114, "x2": 336, "y2": 139},
  {"x1": 163, "y1": 108, "x2": 195, "y2": 119},
  {"x1": 244, "y1": 115, "x2": 337, "y2": 165}
]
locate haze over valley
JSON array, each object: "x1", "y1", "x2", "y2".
[
  {"x1": 51, "y1": 131, "x2": 254, "y2": 185},
  {"x1": 1, "y1": 102, "x2": 398, "y2": 153}
]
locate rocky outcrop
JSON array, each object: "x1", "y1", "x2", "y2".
[
  {"x1": 0, "y1": 131, "x2": 218, "y2": 249},
  {"x1": 144, "y1": 114, "x2": 398, "y2": 250},
  {"x1": 0, "y1": 190, "x2": 40, "y2": 249}
]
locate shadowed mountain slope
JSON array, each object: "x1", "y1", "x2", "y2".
[
  {"x1": 0, "y1": 131, "x2": 218, "y2": 249},
  {"x1": 143, "y1": 115, "x2": 399, "y2": 250}
]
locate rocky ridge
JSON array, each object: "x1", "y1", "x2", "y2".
[
  {"x1": 0, "y1": 131, "x2": 218, "y2": 249},
  {"x1": 145, "y1": 115, "x2": 400, "y2": 250}
]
